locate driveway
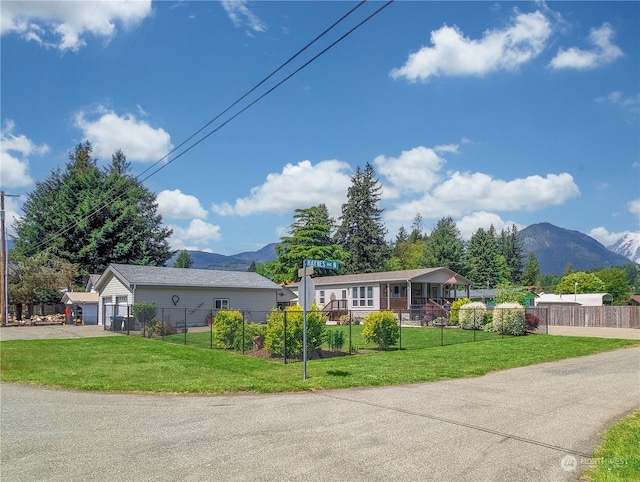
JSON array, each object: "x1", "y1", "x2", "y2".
[{"x1": 1, "y1": 345, "x2": 639, "y2": 481}]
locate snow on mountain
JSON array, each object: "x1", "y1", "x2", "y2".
[{"x1": 609, "y1": 232, "x2": 640, "y2": 264}]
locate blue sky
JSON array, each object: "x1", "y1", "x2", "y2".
[{"x1": 1, "y1": 1, "x2": 638, "y2": 256}]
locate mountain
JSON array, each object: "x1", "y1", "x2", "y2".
[
  {"x1": 520, "y1": 223, "x2": 635, "y2": 275},
  {"x1": 168, "y1": 243, "x2": 278, "y2": 271},
  {"x1": 608, "y1": 232, "x2": 640, "y2": 264}
]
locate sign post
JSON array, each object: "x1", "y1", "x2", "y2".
[{"x1": 301, "y1": 259, "x2": 339, "y2": 380}]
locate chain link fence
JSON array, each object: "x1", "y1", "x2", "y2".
[{"x1": 105, "y1": 306, "x2": 547, "y2": 363}]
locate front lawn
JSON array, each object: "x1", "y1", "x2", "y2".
[
  {"x1": 581, "y1": 410, "x2": 640, "y2": 481},
  {"x1": 0, "y1": 334, "x2": 636, "y2": 393}
]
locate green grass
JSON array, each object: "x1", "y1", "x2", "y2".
[
  {"x1": 581, "y1": 410, "x2": 640, "y2": 482},
  {"x1": 1, "y1": 334, "x2": 637, "y2": 393}
]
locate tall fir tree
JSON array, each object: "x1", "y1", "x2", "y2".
[
  {"x1": 173, "y1": 250, "x2": 194, "y2": 268},
  {"x1": 13, "y1": 142, "x2": 173, "y2": 277},
  {"x1": 335, "y1": 163, "x2": 389, "y2": 274},
  {"x1": 464, "y1": 227, "x2": 501, "y2": 288},
  {"x1": 496, "y1": 224, "x2": 524, "y2": 284},
  {"x1": 521, "y1": 252, "x2": 540, "y2": 286},
  {"x1": 423, "y1": 216, "x2": 465, "y2": 273}
]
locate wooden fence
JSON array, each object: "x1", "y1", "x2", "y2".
[{"x1": 526, "y1": 306, "x2": 640, "y2": 329}]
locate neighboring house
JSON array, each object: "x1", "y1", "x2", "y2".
[
  {"x1": 535, "y1": 293, "x2": 611, "y2": 307},
  {"x1": 85, "y1": 274, "x2": 101, "y2": 293},
  {"x1": 289, "y1": 267, "x2": 472, "y2": 320},
  {"x1": 60, "y1": 291, "x2": 99, "y2": 324},
  {"x1": 468, "y1": 288, "x2": 538, "y2": 307},
  {"x1": 94, "y1": 264, "x2": 294, "y2": 328}
]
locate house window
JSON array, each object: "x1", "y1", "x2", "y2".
[
  {"x1": 116, "y1": 296, "x2": 128, "y2": 315},
  {"x1": 352, "y1": 285, "x2": 374, "y2": 307},
  {"x1": 319, "y1": 290, "x2": 325, "y2": 305},
  {"x1": 214, "y1": 299, "x2": 230, "y2": 310},
  {"x1": 342, "y1": 290, "x2": 347, "y2": 300}
]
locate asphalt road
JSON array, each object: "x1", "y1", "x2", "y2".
[{"x1": 1, "y1": 346, "x2": 639, "y2": 482}]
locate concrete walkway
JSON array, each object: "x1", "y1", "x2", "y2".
[
  {"x1": 0, "y1": 324, "x2": 119, "y2": 341},
  {"x1": 1, "y1": 346, "x2": 639, "y2": 481}
]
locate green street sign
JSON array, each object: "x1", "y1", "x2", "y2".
[{"x1": 304, "y1": 259, "x2": 339, "y2": 270}]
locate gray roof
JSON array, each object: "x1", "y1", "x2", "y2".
[
  {"x1": 298, "y1": 267, "x2": 471, "y2": 287},
  {"x1": 101, "y1": 264, "x2": 282, "y2": 290}
]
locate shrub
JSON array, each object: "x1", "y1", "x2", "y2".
[
  {"x1": 450, "y1": 298, "x2": 471, "y2": 325},
  {"x1": 484, "y1": 321, "x2": 494, "y2": 333},
  {"x1": 325, "y1": 330, "x2": 345, "y2": 351},
  {"x1": 338, "y1": 314, "x2": 361, "y2": 325},
  {"x1": 525, "y1": 313, "x2": 540, "y2": 332},
  {"x1": 147, "y1": 320, "x2": 177, "y2": 337},
  {"x1": 483, "y1": 311, "x2": 493, "y2": 326},
  {"x1": 132, "y1": 302, "x2": 157, "y2": 328},
  {"x1": 362, "y1": 311, "x2": 399, "y2": 349},
  {"x1": 492, "y1": 303, "x2": 526, "y2": 336},
  {"x1": 432, "y1": 316, "x2": 449, "y2": 326},
  {"x1": 213, "y1": 310, "x2": 246, "y2": 350},
  {"x1": 265, "y1": 305, "x2": 326, "y2": 357},
  {"x1": 458, "y1": 302, "x2": 487, "y2": 330}
]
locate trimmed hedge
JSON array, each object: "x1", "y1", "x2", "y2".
[{"x1": 458, "y1": 302, "x2": 487, "y2": 330}]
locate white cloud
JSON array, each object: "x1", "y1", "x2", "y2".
[
  {"x1": 628, "y1": 199, "x2": 640, "y2": 220},
  {"x1": 74, "y1": 106, "x2": 172, "y2": 162},
  {"x1": 589, "y1": 227, "x2": 629, "y2": 246},
  {"x1": 434, "y1": 144, "x2": 459, "y2": 154},
  {"x1": 385, "y1": 170, "x2": 580, "y2": 222},
  {"x1": 0, "y1": 120, "x2": 48, "y2": 188},
  {"x1": 596, "y1": 91, "x2": 640, "y2": 112},
  {"x1": 220, "y1": 0, "x2": 267, "y2": 33},
  {"x1": 390, "y1": 10, "x2": 552, "y2": 81},
  {"x1": 456, "y1": 212, "x2": 524, "y2": 240},
  {"x1": 157, "y1": 189, "x2": 207, "y2": 219},
  {"x1": 549, "y1": 23, "x2": 623, "y2": 70},
  {"x1": 169, "y1": 219, "x2": 222, "y2": 248},
  {"x1": 1, "y1": 0, "x2": 152, "y2": 52},
  {"x1": 3, "y1": 195, "x2": 22, "y2": 237},
  {"x1": 375, "y1": 146, "x2": 446, "y2": 195},
  {"x1": 211, "y1": 159, "x2": 352, "y2": 218}
]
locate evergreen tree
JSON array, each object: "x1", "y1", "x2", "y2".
[
  {"x1": 496, "y1": 224, "x2": 524, "y2": 283},
  {"x1": 13, "y1": 142, "x2": 173, "y2": 276},
  {"x1": 464, "y1": 227, "x2": 501, "y2": 288},
  {"x1": 335, "y1": 163, "x2": 389, "y2": 273},
  {"x1": 408, "y1": 213, "x2": 424, "y2": 242},
  {"x1": 247, "y1": 261, "x2": 257, "y2": 272},
  {"x1": 423, "y1": 216, "x2": 465, "y2": 273},
  {"x1": 268, "y1": 204, "x2": 347, "y2": 283},
  {"x1": 521, "y1": 252, "x2": 540, "y2": 286},
  {"x1": 173, "y1": 250, "x2": 193, "y2": 268}
]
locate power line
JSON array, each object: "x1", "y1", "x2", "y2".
[{"x1": 16, "y1": 0, "x2": 395, "y2": 259}]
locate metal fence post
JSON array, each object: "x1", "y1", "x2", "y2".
[
  {"x1": 399, "y1": 310, "x2": 402, "y2": 350},
  {"x1": 349, "y1": 311, "x2": 353, "y2": 355},
  {"x1": 184, "y1": 308, "x2": 187, "y2": 345}
]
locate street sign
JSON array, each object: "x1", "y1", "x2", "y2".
[
  {"x1": 298, "y1": 266, "x2": 314, "y2": 278},
  {"x1": 302, "y1": 275, "x2": 315, "y2": 311},
  {"x1": 304, "y1": 259, "x2": 339, "y2": 270}
]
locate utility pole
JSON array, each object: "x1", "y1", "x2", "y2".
[{"x1": 1, "y1": 191, "x2": 19, "y2": 327}]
